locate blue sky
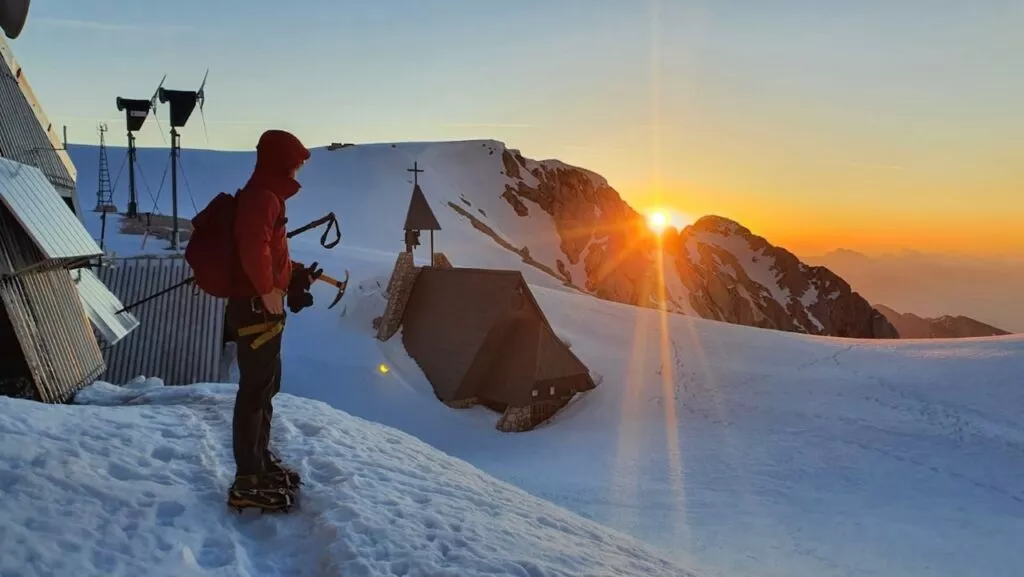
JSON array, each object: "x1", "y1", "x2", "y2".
[{"x1": 10, "y1": 1, "x2": 1024, "y2": 256}]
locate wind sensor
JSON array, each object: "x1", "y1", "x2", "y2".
[
  {"x1": 115, "y1": 74, "x2": 165, "y2": 218},
  {"x1": 155, "y1": 70, "x2": 209, "y2": 249},
  {"x1": 0, "y1": 0, "x2": 30, "y2": 39}
]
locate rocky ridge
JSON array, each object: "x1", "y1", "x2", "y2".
[{"x1": 496, "y1": 148, "x2": 898, "y2": 339}]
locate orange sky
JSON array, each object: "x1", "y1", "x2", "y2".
[
  {"x1": 629, "y1": 183, "x2": 1024, "y2": 259},
  {"x1": 25, "y1": 1, "x2": 1022, "y2": 261}
]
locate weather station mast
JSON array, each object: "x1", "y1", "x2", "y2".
[
  {"x1": 115, "y1": 75, "x2": 165, "y2": 219},
  {"x1": 156, "y1": 70, "x2": 208, "y2": 250}
]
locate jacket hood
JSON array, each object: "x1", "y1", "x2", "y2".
[
  {"x1": 254, "y1": 129, "x2": 310, "y2": 176},
  {"x1": 248, "y1": 129, "x2": 310, "y2": 200}
]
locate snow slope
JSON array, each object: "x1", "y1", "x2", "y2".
[
  {"x1": 71, "y1": 140, "x2": 697, "y2": 313},
  {"x1": 70, "y1": 141, "x2": 596, "y2": 295},
  {"x1": 0, "y1": 380, "x2": 690, "y2": 577},
  {"x1": 65, "y1": 141, "x2": 1024, "y2": 577}
]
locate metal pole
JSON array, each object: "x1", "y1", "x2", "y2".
[
  {"x1": 170, "y1": 128, "x2": 179, "y2": 249},
  {"x1": 127, "y1": 132, "x2": 138, "y2": 218},
  {"x1": 99, "y1": 209, "x2": 107, "y2": 251},
  {"x1": 115, "y1": 277, "x2": 195, "y2": 315}
]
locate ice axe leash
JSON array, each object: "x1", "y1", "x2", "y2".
[
  {"x1": 114, "y1": 212, "x2": 342, "y2": 315},
  {"x1": 286, "y1": 212, "x2": 341, "y2": 249}
]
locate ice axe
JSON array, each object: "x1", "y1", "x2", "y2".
[
  {"x1": 317, "y1": 270, "x2": 350, "y2": 309},
  {"x1": 303, "y1": 262, "x2": 349, "y2": 309}
]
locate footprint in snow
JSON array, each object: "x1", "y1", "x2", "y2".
[
  {"x1": 151, "y1": 445, "x2": 177, "y2": 463},
  {"x1": 156, "y1": 501, "x2": 186, "y2": 525},
  {"x1": 107, "y1": 461, "x2": 150, "y2": 482},
  {"x1": 196, "y1": 534, "x2": 238, "y2": 569}
]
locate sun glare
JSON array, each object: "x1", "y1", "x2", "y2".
[{"x1": 647, "y1": 211, "x2": 669, "y2": 234}]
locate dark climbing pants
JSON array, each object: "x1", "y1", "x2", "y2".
[{"x1": 226, "y1": 297, "x2": 286, "y2": 478}]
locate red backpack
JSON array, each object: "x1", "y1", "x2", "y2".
[{"x1": 185, "y1": 191, "x2": 249, "y2": 298}]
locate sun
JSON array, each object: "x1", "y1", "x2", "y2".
[{"x1": 647, "y1": 210, "x2": 669, "y2": 234}]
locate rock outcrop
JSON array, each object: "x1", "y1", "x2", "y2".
[
  {"x1": 501, "y1": 151, "x2": 660, "y2": 308},
  {"x1": 874, "y1": 305, "x2": 1011, "y2": 338}
]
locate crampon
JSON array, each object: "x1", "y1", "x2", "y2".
[
  {"x1": 267, "y1": 451, "x2": 302, "y2": 489},
  {"x1": 227, "y1": 474, "x2": 296, "y2": 514}
]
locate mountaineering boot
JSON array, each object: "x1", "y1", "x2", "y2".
[
  {"x1": 266, "y1": 450, "x2": 302, "y2": 489},
  {"x1": 227, "y1": 474, "x2": 294, "y2": 513}
]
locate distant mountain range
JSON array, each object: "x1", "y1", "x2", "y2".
[
  {"x1": 874, "y1": 305, "x2": 1010, "y2": 339},
  {"x1": 804, "y1": 249, "x2": 1022, "y2": 334}
]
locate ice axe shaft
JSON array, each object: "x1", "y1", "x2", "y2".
[{"x1": 315, "y1": 270, "x2": 349, "y2": 309}]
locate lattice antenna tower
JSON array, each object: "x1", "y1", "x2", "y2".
[
  {"x1": 156, "y1": 69, "x2": 209, "y2": 250},
  {"x1": 94, "y1": 123, "x2": 116, "y2": 213}
]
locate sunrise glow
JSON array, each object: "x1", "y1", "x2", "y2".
[{"x1": 647, "y1": 211, "x2": 669, "y2": 234}]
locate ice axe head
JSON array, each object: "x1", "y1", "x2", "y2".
[{"x1": 315, "y1": 269, "x2": 350, "y2": 309}]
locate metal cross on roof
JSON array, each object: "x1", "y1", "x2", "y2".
[{"x1": 407, "y1": 161, "x2": 424, "y2": 186}]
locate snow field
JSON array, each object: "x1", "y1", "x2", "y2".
[{"x1": 0, "y1": 379, "x2": 692, "y2": 577}]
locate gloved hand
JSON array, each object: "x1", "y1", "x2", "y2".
[
  {"x1": 287, "y1": 261, "x2": 322, "y2": 313},
  {"x1": 286, "y1": 288, "x2": 313, "y2": 314}
]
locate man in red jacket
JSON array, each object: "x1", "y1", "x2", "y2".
[{"x1": 226, "y1": 129, "x2": 311, "y2": 510}]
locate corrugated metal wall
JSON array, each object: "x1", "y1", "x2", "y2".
[
  {"x1": 0, "y1": 37, "x2": 80, "y2": 216},
  {"x1": 0, "y1": 267, "x2": 106, "y2": 403},
  {"x1": 95, "y1": 256, "x2": 229, "y2": 386}
]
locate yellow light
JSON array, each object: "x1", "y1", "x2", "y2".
[
  {"x1": 647, "y1": 210, "x2": 669, "y2": 234},
  {"x1": 377, "y1": 363, "x2": 390, "y2": 374}
]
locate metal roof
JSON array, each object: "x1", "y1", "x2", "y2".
[
  {"x1": 403, "y1": 184, "x2": 441, "y2": 231},
  {"x1": 72, "y1": 268, "x2": 140, "y2": 346},
  {"x1": 0, "y1": 157, "x2": 101, "y2": 263},
  {"x1": 400, "y1": 267, "x2": 595, "y2": 408},
  {"x1": 0, "y1": 37, "x2": 79, "y2": 214}
]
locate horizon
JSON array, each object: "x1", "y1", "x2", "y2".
[{"x1": 11, "y1": 0, "x2": 1023, "y2": 259}]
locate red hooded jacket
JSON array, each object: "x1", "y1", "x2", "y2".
[{"x1": 233, "y1": 130, "x2": 310, "y2": 296}]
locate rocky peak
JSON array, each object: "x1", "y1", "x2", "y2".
[
  {"x1": 671, "y1": 217, "x2": 898, "y2": 338},
  {"x1": 687, "y1": 215, "x2": 750, "y2": 237},
  {"x1": 499, "y1": 149, "x2": 658, "y2": 308}
]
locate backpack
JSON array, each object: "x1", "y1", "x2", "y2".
[{"x1": 185, "y1": 191, "x2": 249, "y2": 298}]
